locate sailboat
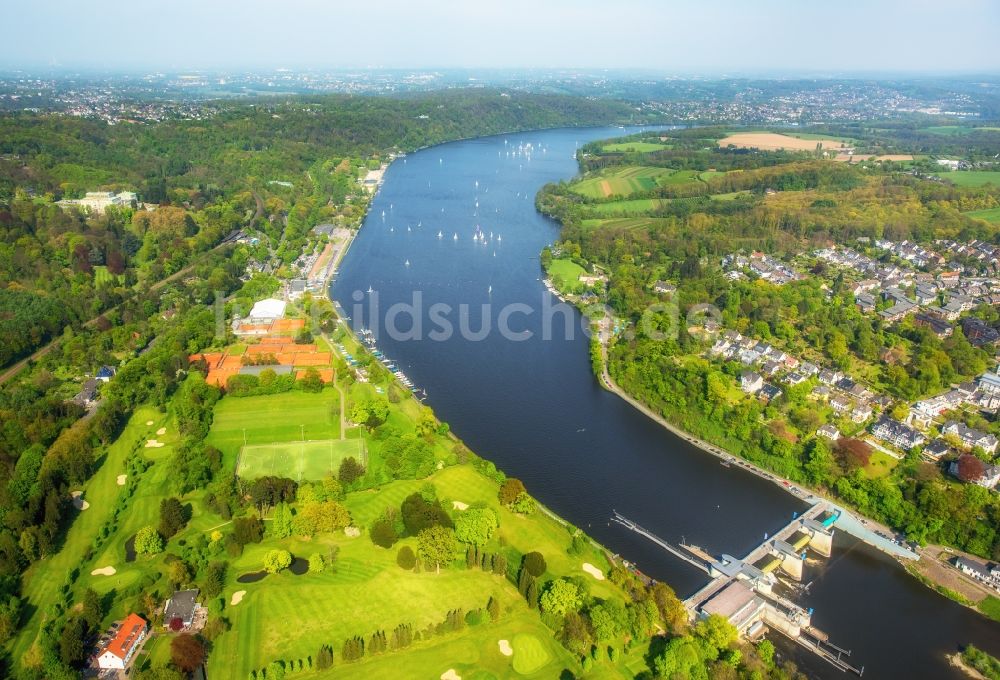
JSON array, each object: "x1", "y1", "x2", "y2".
[
  {"x1": 453, "y1": 233, "x2": 458, "y2": 241},
  {"x1": 437, "y1": 230, "x2": 443, "y2": 239},
  {"x1": 404, "y1": 259, "x2": 410, "y2": 267},
  {"x1": 407, "y1": 226, "x2": 411, "y2": 232},
  {"x1": 367, "y1": 285, "x2": 374, "y2": 294},
  {"x1": 488, "y1": 285, "x2": 492, "y2": 295}
]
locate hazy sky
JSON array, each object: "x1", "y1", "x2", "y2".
[{"x1": 3, "y1": 0, "x2": 999, "y2": 74}]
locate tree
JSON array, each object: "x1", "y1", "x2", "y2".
[
  {"x1": 134, "y1": 526, "x2": 164, "y2": 555},
  {"x1": 693, "y1": 614, "x2": 737, "y2": 657},
  {"x1": 264, "y1": 549, "x2": 292, "y2": 574},
  {"x1": 510, "y1": 492, "x2": 535, "y2": 514},
  {"x1": 836, "y1": 437, "x2": 872, "y2": 470},
  {"x1": 487, "y1": 595, "x2": 501, "y2": 622},
  {"x1": 454, "y1": 508, "x2": 499, "y2": 546},
  {"x1": 202, "y1": 561, "x2": 227, "y2": 599},
  {"x1": 167, "y1": 560, "x2": 191, "y2": 589},
  {"x1": 293, "y1": 500, "x2": 351, "y2": 536},
  {"x1": 59, "y1": 618, "x2": 86, "y2": 666},
  {"x1": 370, "y1": 518, "x2": 400, "y2": 548},
  {"x1": 957, "y1": 454, "x2": 987, "y2": 483},
  {"x1": 590, "y1": 600, "x2": 627, "y2": 642},
  {"x1": 338, "y1": 457, "x2": 365, "y2": 485},
  {"x1": 232, "y1": 515, "x2": 264, "y2": 545},
  {"x1": 80, "y1": 588, "x2": 103, "y2": 632},
  {"x1": 417, "y1": 526, "x2": 456, "y2": 574},
  {"x1": 170, "y1": 634, "x2": 206, "y2": 673},
  {"x1": 400, "y1": 492, "x2": 452, "y2": 535},
  {"x1": 522, "y1": 551, "x2": 547, "y2": 577},
  {"x1": 158, "y1": 497, "x2": 188, "y2": 538},
  {"x1": 498, "y1": 477, "x2": 527, "y2": 506},
  {"x1": 316, "y1": 644, "x2": 334, "y2": 670},
  {"x1": 539, "y1": 578, "x2": 582, "y2": 616},
  {"x1": 649, "y1": 582, "x2": 687, "y2": 633},
  {"x1": 309, "y1": 553, "x2": 326, "y2": 573},
  {"x1": 299, "y1": 367, "x2": 324, "y2": 393},
  {"x1": 272, "y1": 502, "x2": 293, "y2": 538},
  {"x1": 397, "y1": 545, "x2": 416, "y2": 569}
]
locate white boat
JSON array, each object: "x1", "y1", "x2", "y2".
[
  {"x1": 453, "y1": 233, "x2": 458, "y2": 240},
  {"x1": 404, "y1": 259, "x2": 410, "y2": 267},
  {"x1": 367, "y1": 285, "x2": 374, "y2": 294},
  {"x1": 488, "y1": 285, "x2": 492, "y2": 294},
  {"x1": 437, "y1": 230, "x2": 443, "y2": 239},
  {"x1": 407, "y1": 226, "x2": 411, "y2": 232}
]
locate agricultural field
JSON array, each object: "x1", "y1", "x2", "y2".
[
  {"x1": 922, "y1": 126, "x2": 1000, "y2": 136},
  {"x1": 964, "y1": 207, "x2": 1000, "y2": 224},
  {"x1": 570, "y1": 166, "x2": 695, "y2": 198},
  {"x1": 718, "y1": 131, "x2": 854, "y2": 151},
  {"x1": 601, "y1": 141, "x2": 671, "y2": 153},
  {"x1": 545, "y1": 257, "x2": 586, "y2": 294},
  {"x1": 940, "y1": 170, "x2": 1000, "y2": 187}
]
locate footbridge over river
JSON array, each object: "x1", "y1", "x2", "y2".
[{"x1": 611, "y1": 503, "x2": 863, "y2": 675}]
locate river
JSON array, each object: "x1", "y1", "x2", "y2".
[{"x1": 330, "y1": 126, "x2": 1000, "y2": 678}]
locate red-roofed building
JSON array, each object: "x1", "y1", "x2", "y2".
[{"x1": 97, "y1": 613, "x2": 148, "y2": 670}]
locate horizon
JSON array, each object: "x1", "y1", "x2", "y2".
[{"x1": 3, "y1": 0, "x2": 999, "y2": 74}]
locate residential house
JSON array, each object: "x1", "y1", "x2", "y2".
[
  {"x1": 818, "y1": 370, "x2": 843, "y2": 385},
  {"x1": 879, "y1": 300, "x2": 917, "y2": 323},
  {"x1": 97, "y1": 613, "x2": 148, "y2": 670},
  {"x1": 811, "y1": 385, "x2": 832, "y2": 401},
  {"x1": 963, "y1": 318, "x2": 1000, "y2": 347},
  {"x1": 941, "y1": 420, "x2": 999, "y2": 455},
  {"x1": 653, "y1": 281, "x2": 677, "y2": 295},
  {"x1": 95, "y1": 366, "x2": 116, "y2": 382},
  {"x1": 948, "y1": 456, "x2": 1000, "y2": 489},
  {"x1": 850, "y1": 404, "x2": 873, "y2": 424},
  {"x1": 759, "y1": 383, "x2": 783, "y2": 402},
  {"x1": 163, "y1": 589, "x2": 202, "y2": 631},
  {"x1": 978, "y1": 371, "x2": 1000, "y2": 396},
  {"x1": 924, "y1": 439, "x2": 952, "y2": 460},
  {"x1": 830, "y1": 395, "x2": 852, "y2": 414},
  {"x1": 740, "y1": 371, "x2": 764, "y2": 394},
  {"x1": 871, "y1": 416, "x2": 926, "y2": 450},
  {"x1": 855, "y1": 292, "x2": 876, "y2": 313},
  {"x1": 817, "y1": 424, "x2": 841, "y2": 440},
  {"x1": 761, "y1": 360, "x2": 782, "y2": 377},
  {"x1": 72, "y1": 378, "x2": 101, "y2": 408},
  {"x1": 954, "y1": 557, "x2": 1000, "y2": 590},
  {"x1": 913, "y1": 313, "x2": 953, "y2": 338}
]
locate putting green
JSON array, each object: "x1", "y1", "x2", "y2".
[{"x1": 511, "y1": 633, "x2": 549, "y2": 675}]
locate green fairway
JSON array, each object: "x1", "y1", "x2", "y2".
[
  {"x1": 546, "y1": 257, "x2": 586, "y2": 294},
  {"x1": 965, "y1": 207, "x2": 1000, "y2": 224},
  {"x1": 511, "y1": 633, "x2": 550, "y2": 674},
  {"x1": 940, "y1": 170, "x2": 1000, "y2": 187},
  {"x1": 237, "y1": 437, "x2": 364, "y2": 480},
  {"x1": 601, "y1": 141, "x2": 670, "y2": 153},
  {"x1": 11, "y1": 406, "x2": 167, "y2": 659}
]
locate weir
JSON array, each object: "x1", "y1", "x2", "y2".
[{"x1": 612, "y1": 502, "x2": 863, "y2": 675}]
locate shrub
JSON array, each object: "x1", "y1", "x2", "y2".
[{"x1": 397, "y1": 546, "x2": 416, "y2": 570}]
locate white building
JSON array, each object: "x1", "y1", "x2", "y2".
[
  {"x1": 97, "y1": 613, "x2": 147, "y2": 670},
  {"x1": 247, "y1": 298, "x2": 287, "y2": 324},
  {"x1": 57, "y1": 191, "x2": 138, "y2": 215}
]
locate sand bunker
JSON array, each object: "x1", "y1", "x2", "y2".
[
  {"x1": 344, "y1": 526, "x2": 360, "y2": 537},
  {"x1": 582, "y1": 563, "x2": 605, "y2": 580},
  {"x1": 230, "y1": 590, "x2": 246, "y2": 606},
  {"x1": 145, "y1": 439, "x2": 165, "y2": 448},
  {"x1": 441, "y1": 671, "x2": 461, "y2": 680},
  {"x1": 156, "y1": 427, "x2": 166, "y2": 435},
  {"x1": 91, "y1": 566, "x2": 116, "y2": 576},
  {"x1": 145, "y1": 420, "x2": 154, "y2": 426},
  {"x1": 117, "y1": 474, "x2": 127, "y2": 486},
  {"x1": 498, "y1": 639, "x2": 513, "y2": 656},
  {"x1": 71, "y1": 491, "x2": 90, "y2": 511},
  {"x1": 452, "y1": 501, "x2": 469, "y2": 511}
]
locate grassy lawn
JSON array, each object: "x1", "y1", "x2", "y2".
[
  {"x1": 979, "y1": 595, "x2": 1000, "y2": 623},
  {"x1": 93, "y1": 265, "x2": 122, "y2": 285},
  {"x1": 11, "y1": 406, "x2": 166, "y2": 659},
  {"x1": 940, "y1": 170, "x2": 1000, "y2": 187},
  {"x1": 587, "y1": 198, "x2": 667, "y2": 216},
  {"x1": 964, "y1": 207, "x2": 1000, "y2": 224},
  {"x1": 601, "y1": 141, "x2": 671, "y2": 153},
  {"x1": 238, "y1": 438, "x2": 365, "y2": 481},
  {"x1": 546, "y1": 257, "x2": 586, "y2": 294},
  {"x1": 863, "y1": 449, "x2": 898, "y2": 479}
]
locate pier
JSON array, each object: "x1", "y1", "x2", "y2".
[{"x1": 612, "y1": 502, "x2": 864, "y2": 675}]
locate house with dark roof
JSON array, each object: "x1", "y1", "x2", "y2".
[
  {"x1": 72, "y1": 378, "x2": 101, "y2": 408},
  {"x1": 871, "y1": 416, "x2": 926, "y2": 451},
  {"x1": 942, "y1": 420, "x2": 999, "y2": 455},
  {"x1": 163, "y1": 589, "x2": 202, "y2": 630},
  {"x1": 924, "y1": 439, "x2": 952, "y2": 460},
  {"x1": 759, "y1": 383, "x2": 783, "y2": 403},
  {"x1": 954, "y1": 557, "x2": 1000, "y2": 590},
  {"x1": 95, "y1": 365, "x2": 117, "y2": 382}
]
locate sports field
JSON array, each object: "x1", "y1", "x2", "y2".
[
  {"x1": 571, "y1": 167, "x2": 701, "y2": 198},
  {"x1": 237, "y1": 438, "x2": 364, "y2": 480},
  {"x1": 941, "y1": 171, "x2": 1000, "y2": 187}
]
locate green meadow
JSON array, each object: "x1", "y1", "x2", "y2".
[
  {"x1": 571, "y1": 166, "x2": 698, "y2": 198},
  {"x1": 546, "y1": 257, "x2": 587, "y2": 294},
  {"x1": 601, "y1": 141, "x2": 671, "y2": 153},
  {"x1": 941, "y1": 171, "x2": 1000, "y2": 187},
  {"x1": 964, "y1": 207, "x2": 1000, "y2": 224}
]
